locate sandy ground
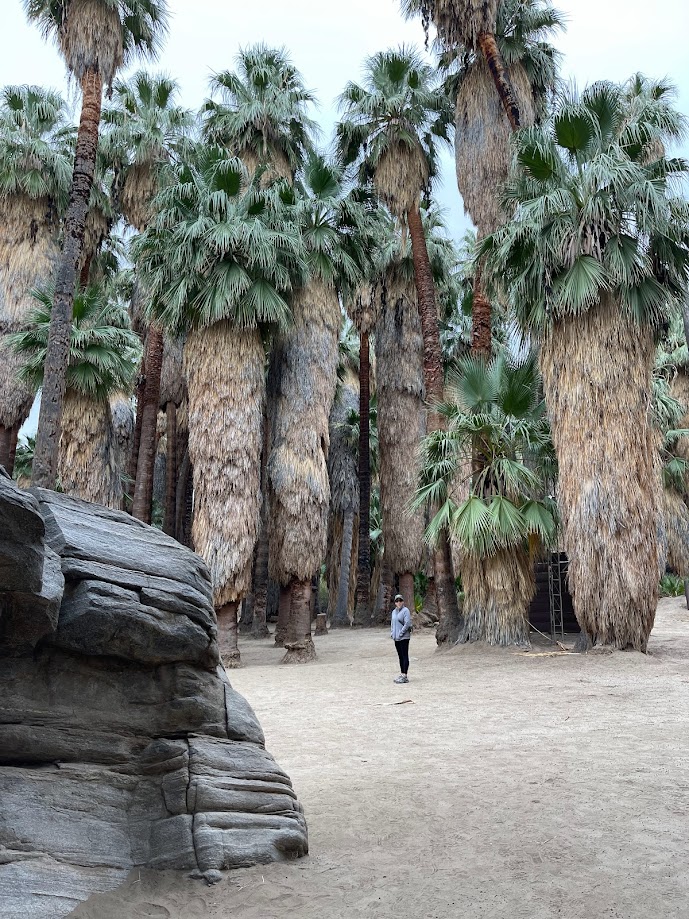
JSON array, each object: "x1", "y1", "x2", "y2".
[{"x1": 72, "y1": 597, "x2": 689, "y2": 919}]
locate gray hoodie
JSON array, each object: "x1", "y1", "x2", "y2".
[{"x1": 390, "y1": 605, "x2": 412, "y2": 641}]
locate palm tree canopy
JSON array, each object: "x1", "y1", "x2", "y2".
[
  {"x1": 132, "y1": 144, "x2": 305, "y2": 335},
  {"x1": 203, "y1": 44, "x2": 318, "y2": 177},
  {"x1": 8, "y1": 281, "x2": 141, "y2": 400},
  {"x1": 101, "y1": 70, "x2": 192, "y2": 228},
  {"x1": 482, "y1": 78, "x2": 689, "y2": 333},
  {"x1": 416, "y1": 352, "x2": 556, "y2": 555},
  {"x1": 335, "y1": 46, "x2": 452, "y2": 216},
  {"x1": 22, "y1": 0, "x2": 169, "y2": 86},
  {"x1": 0, "y1": 84, "x2": 72, "y2": 208}
]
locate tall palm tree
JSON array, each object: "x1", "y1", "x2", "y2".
[
  {"x1": 402, "y1": 0, "x2": 529, "y2": 129},
  {"x1": 9, "y1": 281, "x2": 140, "y2": 506},
  {"x1": 0, "y1": 84, "x2": 72, "y2": 470},
  {"x1": 133, "y1": 146, "x2": 303, "y2": 667},
  {"x1": 23, "y1": 0, "x2": 169, "y2": 488},
  {"x1": 440, "y1": 0, "x2": 564, "y2": 355},
  {"x1": 268, "y1": 156, "x2": 368, "y2": 661},
  {"x1": 483, "y1": 79, "x2": 689, "y2": 651},
  {"x1": 417, "y1": 353, "x2": 556, "y2": 645},
  {"x1": 203, "y1": 43, "x2": 317, "y2": 185},
  {"x1": 336, "y1": 46, "x2": 462, "y2": 637},
  {"x1": 102, "y1": 70, "x2": 191, "y2": 522}
]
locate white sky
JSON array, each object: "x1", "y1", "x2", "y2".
[{"x1": 1, "y1": 0, "x2": 688, "y2": 240}]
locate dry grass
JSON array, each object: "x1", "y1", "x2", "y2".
[
  {"x1": 541, "y1": 296, "x2": 663, "y2": 651},
  {"x1": 375, "y1": 277, "x2": 426, "y2": 575},
  {"x1": 459, "y1": 546, "x2": 535, "y2": 645},
  {"x1": 58, "y1": 390, "x2": 124, "y2": 508},
  {"x1": 662, "y1": 488, "x2": 689, "y2": 577},
  {"x1": 429, "y1": 0, "x2": 499, "y2": 48},
  {"x1": 59, "y1": 0, "x2": 124, "y2": 86},
  {"x1": 374, "y1": 143, "x2": 428, "y2": 219},
  {"x1": 185, "y1": 321, "x2": 264, "y2": 607},
  {"x1": 0, "y1": 195, "x2": 59, "y2": 323},
  {"x1": 455, "y1": 58, "x2": 534, "y2": 235},
  {"x1": 120, "y1": 163, "x2": 157, "y2": 232},
  {"x1": 268, "y1": 280, "x2": 340, "y2": 583}
]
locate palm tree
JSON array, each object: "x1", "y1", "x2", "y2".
[
  {"x1": 439, "y1": 0, "x2": 564, "y2": 355},
  {"x1": 483, "y1": 79, "x2": 689, "y2": 651},
  {"x1": 9, "y1": 281, "x2": 140, "y2": 506},
  {"x1": 402, "y1": 0, "x2": 534, "y2": 129},
  {"x1": 336, "y1": 46, "x2": 462, "y2": 637},
  {"x1": 23, "y1": 0, "x2": 169, "y2": 489},
  {"x1": 133, "y1": 146, "x2": 303, "y2": 667},
  {"x1": 203, "y1": 43, "x2": 317, "y2": 185},
  {"x1": 0, "y1": 84, "x2": 72, "y2": 470},
  {"x1": 417, "y1": 353, "x2": 556, "y2": 645},
  {"x1": 102, "y1": 70, "x2": 191, "y2": 522},
  {"x1": 268, "y1": 156, "x2": 367, "y2": 661}
]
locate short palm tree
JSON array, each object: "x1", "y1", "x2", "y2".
[
  {"x1": 0, "y1": 84, "x2": 72, "y2": 470},
  {"x1": 203, "y1": 43, "x2": 317, "y2": 185},
  {"x1": 23, "y1": 0, "x2": 169, "y2": 488},
  {"x1": 483, "y1": 79, "x2": 689, "y2": 650},
  {"x1": 417, "y1": 353, "x2": 556, "y2": 645},
  {"x1": 9, "y1": 281, "x2": 140, "y2": 506},
  {"x1": 133, "y1": 145, "x2": 303, "y2": 667},
  {"x1": 103, "y1": 70, "x2": 192, "y2": 522},
  {"x1": 336, "y1": 47, "x2": 461, "y2": 635}
]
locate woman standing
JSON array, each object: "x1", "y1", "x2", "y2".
[{"x1": 391, "y1": 594, "x2": 413, "y2": 683}]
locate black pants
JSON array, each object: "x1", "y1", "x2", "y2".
[{"x1": 395, "y1": 639, "x2": 410, "y2": 675}]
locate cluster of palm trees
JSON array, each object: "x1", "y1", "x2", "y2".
[{"x1": 1, "y1": 0, "x2": 688, "y2": 663}]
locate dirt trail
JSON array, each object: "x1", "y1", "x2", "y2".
[{"x1": 72, "y1": 597, "x2": 689, "y2": 919}]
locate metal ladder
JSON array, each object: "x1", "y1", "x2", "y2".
[{"x1": 548, "y1": 550, "x2": 564, "y2": 642}]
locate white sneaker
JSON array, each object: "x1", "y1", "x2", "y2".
[{"x1": 393, "y1": 675, "x2": 409, "y2": 684}]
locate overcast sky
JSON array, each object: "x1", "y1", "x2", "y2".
[{"x1": 1, "y1": 0, "x2": 688, "y2": 240}]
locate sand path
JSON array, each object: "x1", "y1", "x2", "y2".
[{"x1": 72, "y1": 597, "x2": 689, "y2": 918}]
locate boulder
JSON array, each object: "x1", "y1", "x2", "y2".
[{"x1": 0, "y1": 483, "x2": 307, "y2": 919}]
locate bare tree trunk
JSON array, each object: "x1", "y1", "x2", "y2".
[
  {"x1": 477, "y1": 32, "x2": 521, "y2": 130},
  {"x1": 7, "y1": 425, "x2": 19, "y2": 478},
  {"x1": 274, "y1": 583, "x2": 291, "y2": 647},
  {"x1": 32, "y1": 69, "x2": 102, "y2": 488},
  {"x1": 0, "y1": 426, "x2": 11, "y2": 473},
  {"x1": 252, "y1": 405, "x2": 271, "y2": 638},
  {"x1": 407, "y1": 202, "x2": 463, "y2": 640},
  {"x1": 353, "y1": 331, "x2": 371, "y2": 627},
  {"x1": 283, "y1": 578, "x2": 317, "y2": 663},
  {"x1": 332, "y1": 506, "x2": 355, "y2": 627},
  {"x1": 217, "y1": 600, "x2": 240, "y2": 669},
  {"x1": 376, "y1": 560, "x2": 394, "y2": 625},
  {"x1": 125, "y1": 359, "x2": 146, "y2": 511},
  {"x1": 132, "y1": 325, "x2": 164, "y2": 523},
  {"x1": 163, "y1": 401, "x2": 177, "y2": 535}
]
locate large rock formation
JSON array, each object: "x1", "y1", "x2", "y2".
[{"x1": 0, "y1": 471, "x2": 307, "y2": 919}]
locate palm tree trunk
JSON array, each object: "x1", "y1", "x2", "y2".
[
  {"x1": 540, "y1": 297, "x2": 662, "y2": 651},
  {"x1": 406, "y1": 202, "x2": 463, "y2": 640},
  {"x1": 132, "y1": 324, "x2": 164, "y2": 523},
  {"x1": 7, "y1": 424, "x2": 19, "y2": 478},
  {"x1": 251, "y1": 506, "x2": 271, "y2": 638},
  {"x1": 125, "y1": 358, "x2": 146, "y2": 510},
  {"x1": 283, "y1": 578, "x2": 316, "y2": 663},
  {"x1": 274, "y1": 583, "x2": 292, "y2": 647},
  {"x1": 352, "y1": 331, "x2": 371, "y2": 627},
  {"x1": 399, "y1": 571, "x2": 415, "y2": 615},
  {"x1": 163, "y1": 401, "x2": 177, "y2": 535},
  {"x1": 477, "y1": 32, "x2": 521, "y2": 130},
  {"x1": 57, "y1": 391, "x2": 122, "y2": 508},
  {"x1": 217, "y1": 600, "x2": 240, "y2": 669},
  {"x1": 459, "y1": 549, "x2": 534, "y2": 645},
  {"x1": 175, "y1": 439, "x2": 190, "y2": 543},
  {"x1": 332, "y1": 506, "x2": 355, "y2": 627},
  {"x1": 0, "y1": 426, "x2": 11, "y2": 473},
  {"x1": 31, "y1": 69, "x2": 103, "y2": 489},
  {"x1": 471, "y1": 272, "x2": 492, "y2": 357}
]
